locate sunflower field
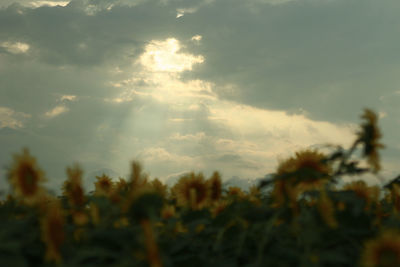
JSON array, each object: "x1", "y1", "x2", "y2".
[{"x1": 1, "y1": 108, "x2": 400, "y2": 267}]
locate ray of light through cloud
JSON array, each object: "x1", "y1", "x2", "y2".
[
  {"x1": 1, "y1": 0, "x2": 399, "y2": 191},
  {"x1": 106, "y1": 36, "x2": 361, "y2": 182}
]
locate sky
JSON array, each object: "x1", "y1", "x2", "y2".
[{"x1": 1, "y1": 0, "x2": 400, "y2": 192}]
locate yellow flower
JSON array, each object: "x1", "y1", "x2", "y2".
[
  {"x1": 278, "y1": 149, "x2": 331, "y2": 191},
  {"x1": 8, "y1": 148, "x2": 46, "y2": 205},
  {"x1": 227, "y1": 186, "x2": 246, "y2": 199},
  {"x1": 210, "y1": 199, "x2": 229, "y2": 218},
  {"x1": 172, "y1": 172, "x2": 210, "y2": 210},
  {"x1": 272, "y1": 149, "x2": 332, "y2": 208},
  {"x1": 207, "y1": 171, "x2": 222, "y2": 202},
  {"x1": 161, "y1": 204, "x2": 176, "y2": 220},
  {"x1": 270, "y1": 179, "x2": 298, "y2": 209},
  {"x1": 357, "y1": 109, "x2": 385, "y2": 173},
  {"x1": 343, "y1": 180, "x2": 380, "y2": 211},
  {"x1": 94, "y1": 174, "x2": 113, "y2": 197},
  {"x1": 150, "y1": 178, "x2": 168, "y2": 199},
  {"x1": 63, "y1": 164, "x2": 85, "y2": 208},
  {"x1": 40, "y1": 200, "x2": 65, "y2": 264},
  {"x1": 72, "y1": 210, "x2": 89, "y2": 226},
  {"x1": 360, "y1": 229, "x2": 400, "y2": 267}
]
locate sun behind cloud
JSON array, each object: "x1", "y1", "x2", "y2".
[{"x1": 139, "y1": 38, "x2": 204, "y2": 73}]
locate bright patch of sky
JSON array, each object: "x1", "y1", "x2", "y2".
[
  {"x1": 1, "y1": 42, "x2": 29, "y2": 54},
  {"x1": 29, "y1": 1, "x2": 70, "y2": 7}
]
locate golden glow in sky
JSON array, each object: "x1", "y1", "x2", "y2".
[{"x1": 139, "y1": 38, "x2": 204, "y2": 72}]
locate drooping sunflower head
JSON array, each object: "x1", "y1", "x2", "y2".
[
  {"x1": 94, "y1": 174, "x2": 114, "y2": 197},
  {"x1": 62, "y1": 164, "x2": 85, "y2": 208},
  {"x1": 172, "y1": 172, "x2": 210, "y2": 210},
  {"x1": 360, "y1": 229, "x2": 400, "y2": 267},
  {"x1": 276, "y1": 149, "x2": 332, "y2": 193},
  {"x1": 343, "y1": 180, "x2": 380, "y2": 211},
  {"x1": 357, "y1": 109, "x2": 385, "y2": 173},
  {"x1": 227, "y1": 186, "x2": 246, "y2": 199},
  {"x1": 150, "y1": 178, "x2": 168, "y2": 199},
  {"x1": 207, "y1": 171, "x2": 222, "y2": 202},
  {"x1": 40, "y1": 199, "x2": 65, "y2": 264},
  {"x1": 8, "y1": 148, "x2": 46, "y2": 205}
]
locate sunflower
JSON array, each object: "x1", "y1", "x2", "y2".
[
  {"x1": 227, "y1": 186, "x2": 246, "y2": 199},
  {"x1": 360, "y1": 229, "x2": 400, "y2": 267},
  {"x1": 94, "y1": 174, "x2": 114, "y2": 197},
  {"x1": 161, "y1": 204, "x2": 176, "y2": 219},
  {"x1": 40, "y1": 200, "x2": 65, "y2": 264},
  {"x1": 343, "y1": 180, "x2": 380, "y2": 211},
  {"x1": 63, "y1": 164, "x2": 85, "y2": 208},
  {"x1": 270, "y1": 179, "x2": 298, "y2": 209},
  {"x1": 272, "y1": 149, "x2": 332, "y2": 207},
  {"x1": 279, "y1": 149, "x2": 331, "y2": 191},
  {"x1": 150, "y1": 178, "x2": 168, "y2": 199},
  {"x1": 172, "y1": 172, "x2": 210, "y2": 210},
  {"x1": 210, "y1": 199, "x2": 229, "y2": 218},
  {"x1": 8, "y1": 148, "x2": 46, "y2": 205},
  {"x1": 357, "y1": 109, "x2": 385, "y2": 173},
  {"x1": 109, "y1": 178, "x2": 129, "y2": 204},
  {"x1": 207, "y1": 171, "x2": 222, "y2": 202}
]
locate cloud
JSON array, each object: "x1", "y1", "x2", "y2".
[
  {"x1": 169, "y1": 132, "x2": 206, "y2": 141},
  {"x1": 29, "y1": 1, "x2": 70, "y2": 8},
  {"x1": 0, "y1": 41, "x2": 29, "y2": 54},
  {"x1": 0, "y1": 106, "x2": 31, "y2": 129},
  {"x1": 191, "y1": 35, "x2": 202, "y2": 42},
  {"x1": 59, "y1": 94, "x2": 77, "y2": 102},
  {"x1": 45, "y1": 105, "x2": 68, "y2": 118},
  {"x1": 139, "y1": 38, "x2": 204, "y2": 73}
]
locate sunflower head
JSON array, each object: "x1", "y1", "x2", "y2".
[
  {"x1": 63, "y1": 164, "x2": 85, "y2": 208},
  {"x1": 40, "y1": 200, "x2": 65, "y2": 264},
  {"x1": 207, "y1": 171, "x2": 222, "y2": 202},
  {"x1": 161, "y1": 204, "x2": 176, "y2": 219},
  {"x1": 172, "y1": 172, "x2": 210, "y2": 210},
  {"x1": 8, "y1": 148, "x2": 46, "y2": 205},
  {"x1": 275, "y1": 149, "x2": 332, "y2": 198},
  {"x1": 357, "y1": 109, "x2": 385, "y2": 173},
  {"x1": 360, "y1": 229, "x2": 400, "y2": 267},
  {"x1": 343, "y1": 180, "x2": 380, "y2": 211},
  {"x1": 227, "y1": 186, "x2": 246, "y2": 199},
  {"x1": 150, "y1": 178, "x2": 168, "y2": 199},
  {"x1": 210, "y1": 199, "x2": 229, "y2": 218},
  {"x1": 94, "y1": 174, "x2": 114, "y2": 197}
]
